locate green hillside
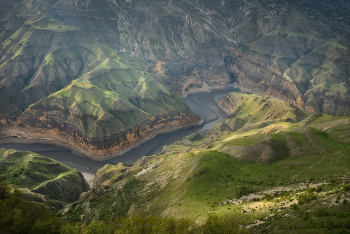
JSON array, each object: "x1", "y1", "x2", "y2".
[
  {"x1": 60, "y1": 93, "x2": 350, "y2": 233},
  {"x1": 25, "y1": 54, "x2": 190, "y2": 139},
  {"x1": 0, "y1": 148, "x2": 88, "y2": 212},
  {"x1": 215, "y1": 92, "x2": 310, "y2": 136}
]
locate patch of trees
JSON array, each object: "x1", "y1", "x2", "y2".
[
  {"x1": 0, "y1": 178, "x2": 63, "y2": 234},
  {"x1": 0, "y1": 178, "x2": 248, "y2": 234}
]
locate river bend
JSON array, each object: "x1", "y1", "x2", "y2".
[{"x1": 0, "y1": 90, "x2": 233, "y2": 185}]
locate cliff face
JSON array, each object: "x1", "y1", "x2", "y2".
[
  {"x1": 227, "y1": 49, "x2": 316, "y2": 113},
  {"x1": 2, "y1": 108, "x2": 199, "y2": 160},
  {"x1": 148, "y1": 1, "x2": 349, "y2": 114},
  {"x1": 152, "y1": 52, "x2": 232, "y2": 96}
]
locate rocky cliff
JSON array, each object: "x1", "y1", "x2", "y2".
[{"x1": 1, "y1": 108, "x2": 199, "y2": 160}]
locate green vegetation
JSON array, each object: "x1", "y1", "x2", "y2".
[
  {"x1": 0, "y1": 178, "x2": 64, "y2": 234},
  {"x1": 0, "y1": 149, "x2": 87, "y2": 212},
  {"x1": 1, "y1": 178, "x2": 248, "y2": 234},
  {"x1": 57, "y1": 93, "x2": 350, "y2": 234},
  {"x1": 61, "y1": 213, "x2": 247, "y2": 234},
  {"x1": 250, "y1": 180, "x2": 350, "y2": 233},
  {"x1": 1, "y1": 92, "x2": 350, "y2": 233},
  {"x1": 38, "y1": 53, "x2": 191, "y2": 138},
  {"x1": 24, "y1": 12, "x2": 79, "y2": 32},
  {"x1": 223, "y1": 135, "x2": 266, "y2": 146},
  {"x1": 0, "y1": 149, "x2": 70, "y2": 190},
  {"x1": 214, "y1": 92, "x2": 310, "y2": 137},
  {"x1": 62, "y1": 115, "x2": 350, "y2": 224}
]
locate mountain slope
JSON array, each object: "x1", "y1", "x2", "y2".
[
  {"x1": 216, "y1": 92, "x2": 309, "y2": 135},
  {"x1": 0, "y1": 0, "x2": 200, "y2": 159},
  {"x1": 61, "y1": 93, "x2": 350, "y2": 231},
  {"x1": 0, "y1": 0, "x2": 349, "y2": 159},
  {"x1": 0, "y1": 148, "x2": 88, "y2": 212}
]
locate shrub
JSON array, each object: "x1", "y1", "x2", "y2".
[
  {"x1": 81, "y1": 221, "x2": 108, "y2": 234},
  {"x1": 298, "y1": 192, "x2": 317, "y2": 205},
  {"x1": 336, "y1": 211, "x2": 347, "y2": 218},
  {"x1": 236, "y1": 186, "x2": 255, "y2": 198},
  {"x1": 202, "y1": 214, "x2": 248, "y2": 234},
  {"x1": 324, "y1": 220, "x2": 334, "y2": 230},
  {"x1": 302, "y1": 212, "x2": 309, "y2": 220},
  {"x1": 290, "y1": 204, "x2": 298, "y2": 210},
  {"x1": 0, "y1": 178, "x2": 64, "y2": 234},
  {"x1": 307, "y1": 187, "x2": 316, "y2": 193},
  {"x1": 344, "y1": 184, "x2": 350, "y2": 191},
  {"x1": 313, "y1": 208, "x2": 330, "y2": 217},
  {"x1": 343, "y1": 219, "x2": 350, "y2": 229}
]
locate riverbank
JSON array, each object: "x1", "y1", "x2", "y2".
[
  {"x1": 0, "y1": 90, "x2": 232, "y2": 184},
  {"x1": 0, "y1": 119, "x2": 204, "y2": 162}
]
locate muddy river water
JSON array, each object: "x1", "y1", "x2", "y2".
[{"x1": 0, "y1": 90, "x2": 234, "y2": 185}]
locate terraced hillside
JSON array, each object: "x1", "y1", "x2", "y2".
[
  {"x1": 61, "y1": 92, "x2": 350, "y2": 233},
  {"x1": 0, "y1": 148, "x2": 88, "y2": 212}
]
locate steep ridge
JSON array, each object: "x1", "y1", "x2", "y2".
[{"x1": 0, "y1": 148, "x2": 88, "y2": 212}]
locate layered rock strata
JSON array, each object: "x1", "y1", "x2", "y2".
[{"x1": 1, "y1": 109, "x2": 200, "y2": 161}]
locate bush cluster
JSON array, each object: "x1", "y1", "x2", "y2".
[
  {"x1": 0, "y1": 178, "x2": 63, "y2": 234},
  {"x1": 298, "y1": 191, "x2": 317, "y2": 205},
  {"x1": 0, "y1": 178, "x2": 249, "y2": 234}
]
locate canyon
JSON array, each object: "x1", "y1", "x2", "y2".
[
  {"x1": 0, "y1": 1, "x2": 350, "y2": 232},
  {"x1": 1, "y1": 0, "x2": 349, "y2": 159}
]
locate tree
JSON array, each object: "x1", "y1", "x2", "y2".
[{"x1": 202, "y1": 214, "x2": 248, "y2": 234}]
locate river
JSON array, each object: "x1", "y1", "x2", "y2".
[{"x1": 0, "y1": 90, "x2": 233, "y2": 185}]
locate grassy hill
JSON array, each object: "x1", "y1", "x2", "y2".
[
  {"x1": 0, "y1": 148, "x2": 88, "y2": 212},
  {"x1": 61, "y1": 92, "x2": 350, "y2": 233}
]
